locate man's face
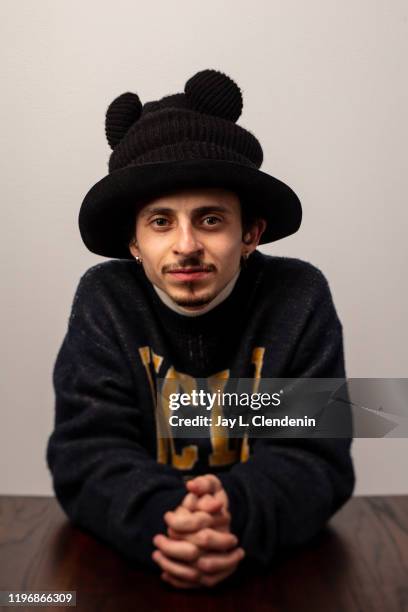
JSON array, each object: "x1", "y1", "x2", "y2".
[{"x1": 129, "y1": 187, "x2": 257, "y2": 311}]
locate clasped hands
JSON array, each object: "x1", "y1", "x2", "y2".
[{"x1": 152, "y1": 474, "x2": 245, "y2": 589}]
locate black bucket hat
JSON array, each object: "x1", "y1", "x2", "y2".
[{"x1": 79, "y1": 69, "x2": 302, "y2": 259}]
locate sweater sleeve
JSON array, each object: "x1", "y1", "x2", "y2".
[
  {"x1": 46, "y1": 269, "x2": 186, "y2": 571},
  {"x1": 218, "y1": 269, "x2": 356, "y2": 568}
]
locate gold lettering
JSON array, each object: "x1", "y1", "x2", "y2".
[
  {"x1": 139, "y1": 345, "x2": 267, "y2": 471},
  {"x1": 207, "y1": 370, "x2": 239, "y2": 467},
  {"x1": 138, "y1": 346, "x2": 168, "y2": 464},
  {"x1": 160, "y1": 367, "x2": 198, "y2": 470},
  {"x1": 240, "y1": 347, "x2": 266, "y2": 462}
]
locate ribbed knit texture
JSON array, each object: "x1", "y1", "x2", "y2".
[
  {"x1": 109, "y1": 108, "x2": 263, "y2": 172},
  {"x1": 105, "y1": 92, "x2": 142, "y2": 149},
  {"x1": 46, "y1": 251, "x2": 355, "y2": 571},
  {"x1": 185, "y1": 69, "x2": 243, "y2": 121},
  {"x1": 106, "y1": 69, "x2": 263, "y2": 172}
]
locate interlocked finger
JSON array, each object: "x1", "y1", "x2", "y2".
[
  {"x1": 196, "y1": 547, "x2": 246, "y2": 574},
  {"x1": 164, "y1": 506, "x2": 214, "y2": 533},
  {"x1": 152, "y1": 549, "x2": 201, "y2": 582},
  {"x1": 153, "y1": 533, "x2": 200, "y2": 561}
]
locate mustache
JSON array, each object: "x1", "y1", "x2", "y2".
[{"x1": 163, "y1": 257, "x2": 216, "y2": 273}]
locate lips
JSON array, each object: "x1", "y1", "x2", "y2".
[{"x1": 167, "y1": 268, "x2": 213, "y2": 282}]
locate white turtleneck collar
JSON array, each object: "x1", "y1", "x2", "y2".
[{"x1": 152, "y1": 268, "x2": 241, "y2": 317}]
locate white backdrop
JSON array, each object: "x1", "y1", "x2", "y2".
[{"x1": 1, "y1": 0, "x2": 407, "y2": 495}]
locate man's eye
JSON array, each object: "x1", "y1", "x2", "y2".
[
  {"x1": 151, "y1": 217, "x2": 169, "y2": 227},
  {"x1": 203, "y1": 216, "x2": 221, "y2": 226}
]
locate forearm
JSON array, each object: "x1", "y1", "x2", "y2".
[
  {"x1": 47, "y1": 433, "x2": 187, "y2": 570},
  {"x1": 218, "y1": 436, "x2": 355, "y2": 567},
  {"x1": 47, "y1": 276, "x2": 188, "y2": 570}
]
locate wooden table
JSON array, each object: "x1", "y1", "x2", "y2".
[{"x1": 0, "y1": 495, "x2": 407, "y2": 611}]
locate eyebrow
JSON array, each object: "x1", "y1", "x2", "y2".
[{"x1": 140, "y1": 205, "x2": 232, "y2": 218}]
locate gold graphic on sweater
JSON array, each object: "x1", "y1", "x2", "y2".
[{"x1": 138, "y1": 346, "x2": 265, "y2": 471}]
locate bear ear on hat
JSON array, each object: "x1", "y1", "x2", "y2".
[
  {"x1": 105, "y1": 92, "x2": 143, "y2": 150},
  {"x1": 184, "y1": 68, "x2": 243, "y2": 123}
]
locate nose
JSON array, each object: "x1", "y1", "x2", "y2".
[{"x1": 172, "y1": 221, "x2": 204, "y2": 257}]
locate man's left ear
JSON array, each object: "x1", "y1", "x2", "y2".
[{"x1": 243, "y1": 219, "x2": 267, "y2": 254}]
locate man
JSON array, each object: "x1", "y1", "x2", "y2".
[{"x1": 46, "y1": 69, "x2": 355, "y2": 589}]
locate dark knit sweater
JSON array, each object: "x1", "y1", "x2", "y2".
[{"x1": 46, "y1": 250, "x2": 355, "y2": 571}]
